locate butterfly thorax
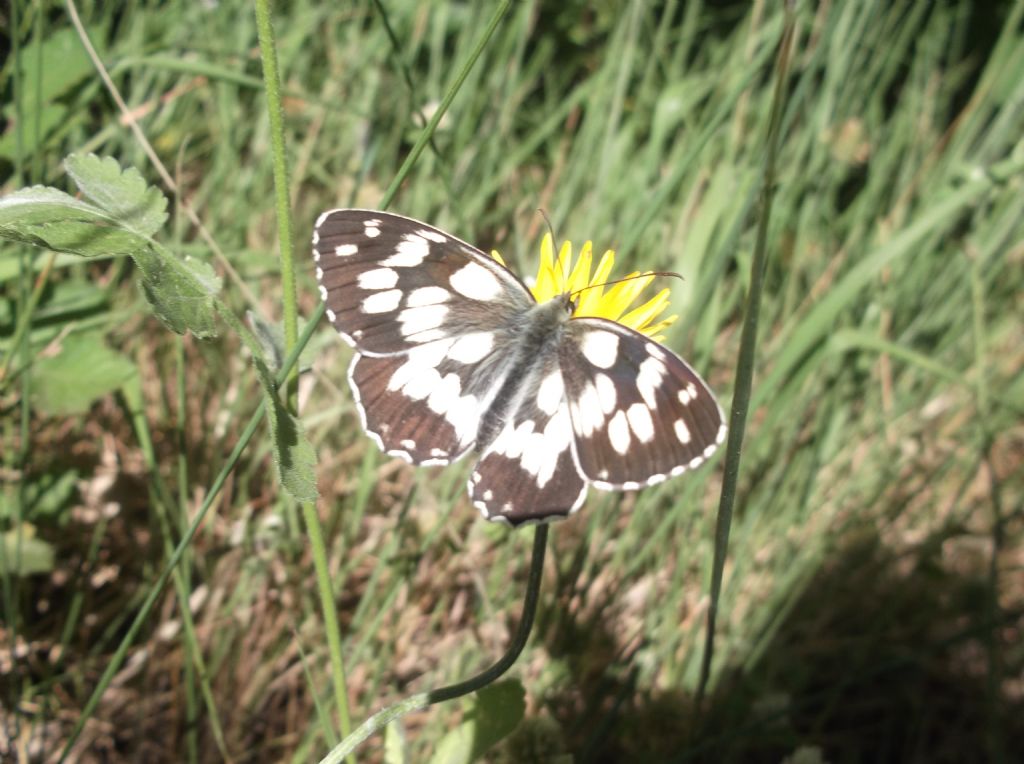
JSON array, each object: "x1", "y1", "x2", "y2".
[{"x1": 474, "y1": 295, "x2": 572, "y2": 450}]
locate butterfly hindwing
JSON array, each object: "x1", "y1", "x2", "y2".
[
  {"x1": 314, "y1": 209, "x2": 533, "y2": 355},
  {"x1": 467, "y1": 353, "x2": 586, "y2": 525},
  {"x1": 560, "y1": 318, "x2": 726, "y2": 489},
  {"x1": 348, "y1": 334, "x2": 515, "y2": 465}
]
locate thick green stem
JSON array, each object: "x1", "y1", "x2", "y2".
[{"x1": 253, "y1": 0, "x2": 298, "y2": 377}]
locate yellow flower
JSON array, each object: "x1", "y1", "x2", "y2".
[{"x1": 492, "y1": 233, "x2": 677, "y2": 341}]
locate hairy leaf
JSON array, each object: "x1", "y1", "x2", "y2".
[
  {"x1": 0, "y1": 186, "x2": 151, "y2": 257},
  {"x1": 253, "y1": 357, "x2": 319, "y2": 503},
  {"x1": 65, "y1": 153, "x2": 168, "y2": 238}
]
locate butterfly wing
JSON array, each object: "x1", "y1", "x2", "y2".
[
  {"x1": 348, "y1": 337, "x2": 513, "y2": 464},
  {"x1": 314, "y1": 210, "x2": 535, "y2": 464},
  {"x1": 467, "y1": 352, "x2": 586, "y2": 525},
  {"x1": 560, "y1": 318, "x2": 726, "y2": 489},
  {"x1": 314, "y1": 209, "x2": 533, "y2": 355}
]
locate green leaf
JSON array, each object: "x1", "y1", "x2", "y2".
[
  {"x1": 1, "y1": 524, "x2": 56, "y2": 576},
  {"x1": 0, "y1": 26, "x2": 98, "y2": 159},
  {"x1": 247, "y1": 311, "x2": 316, "y2": 373},
  {"x1": 0, "y1": 103, "x2": 67, "y2": 158},
  {"x1": 0, "y1": 155, "x2": 220, "y2": 338},
  {"x1": 0, "y1": 186, "x2": 152, "y2": 257},
  {"x1": 253, "y1": 357, "x2": 319, "y2": 503},
  {"x1": 428, "y1": 680, "x2": 526, "y2": 764},
  {"x1": 32, "y1": 333, "x2": 137, "y2": 416},
  {"x1": 64, "y1": 153, "x2": 168, "y2": 238},
  {"x1": 248, "y1": 310, "x2": 286, "y2": 372},
  {"x1": 134, "y1": 247, "x2": 221, "y2": 339}
]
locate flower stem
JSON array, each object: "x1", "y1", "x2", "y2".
[{"x1": 317, "y1": 524, "x2": 549, "y2": 764}]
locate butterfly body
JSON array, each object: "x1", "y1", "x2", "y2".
[
  {"x1": 314, "y1": 209, "x2": 725, "y2": 526},
  {"x1": 474, "y1": 295, "x2": 570, "y2": 450}
]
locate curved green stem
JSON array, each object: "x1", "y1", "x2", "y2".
[{"x1": 318, "y1": 524, "x2": 549, "y2": 764}]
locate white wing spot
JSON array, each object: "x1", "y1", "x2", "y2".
[
  {"x1": 398, "y1": 304, "x2": 449, "y2": 336},
  {"x1": 536, "y1": 371, "x2": 564, "y2": 415},
  {"x1": 626, "y1": 403, "x2": 655, "y2": 443},
  {"x1": 400, "y1": 439, "x2": 416, "y2": 449},
  {"x1": 447, "y1": 332, "x2": 494, "y2": 364},
  {"x1": 430, "y1": 448, "x2": 447, "y2": 458},
  {"x1": 645, "y1": 342, "x2": 667, "y2": 361},
  {"x1": 573, "y1": 383, "x2": 604, "y2": 437},
  {"x1": 357, "y1": 267, "x2": 399, "y2": 290},
  {"x1": 387, "y1": 341, "x2": 453, "y2": 392},
  {"x1": 402, "y1": 367, "x2": 441, "y2": 400},
  {"x1": 678, "y1": 382, "x2": 699, "y2": 405},
  {"x1": 407, "y1": 286, "x2": 451, "y2": 307},
  {"x1": 418, "y1": 228, "x2": 447, "y2": 243},
  {"x1": 594, "y1": 373, "x2": 617, "y2": 414},
  {"x1": 427, "y1": 372, "x2": 462, "y2": 415},
  {"x1": 383, "y1": 234, "x2": 430, "y2": 267},
  {"x1": 608, "y1": 410, "x2": 631, "y2": 455},
  {"x1": 636, "y1": 357, "x2": 665, "y2": 408},
  {"x1": 446, "y1": 393, "x2": 480, "y2": 446},
  {"x1": 450, "y1": 262, "x2": 503, "y2": 300},
  {"x1": 318, "y1": 285, "x2": 328, "y2": 301},
  {"x1": 580, "y1": 331, "x2": 619, "y2": 369},
  {"x1": 335, "y1": 243, "x2": 359, "y2": 257},
  {"x1": 674, "y1": 418, "x2": 691, "y2": 444},
  {"x1": 362, "y1": 289, "x2": 402, "y2": 314}
]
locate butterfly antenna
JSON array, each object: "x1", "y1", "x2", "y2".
[
  {"x1": 570, "y1": 270, "x2": 684, "y2": 302},
  {"x1": 537, "y1": 208, "x2": 569, "y2": 283}
]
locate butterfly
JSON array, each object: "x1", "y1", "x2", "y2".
[{"x1": 313, "y1": 210, "x2": 725, "y2": 526}]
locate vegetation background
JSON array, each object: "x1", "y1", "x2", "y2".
[{"x1": 1, "y1": 0, "x2": 1022, "y2": 761}]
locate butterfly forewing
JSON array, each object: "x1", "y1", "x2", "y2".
[
  {"x1": 560, "y1": 318, "x2": 726, "y2": 489},
  {"x1": 314, "y1": 210, "x2": 532, "y2": 355}
]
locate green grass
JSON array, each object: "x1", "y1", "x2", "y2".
[{"x1": 2, "y1": 0, "x2": 1022, "y2": 761}]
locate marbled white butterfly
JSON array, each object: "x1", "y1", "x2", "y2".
[{"x1": 313, "y1": 210, "x2": 725, "y2": 525}]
